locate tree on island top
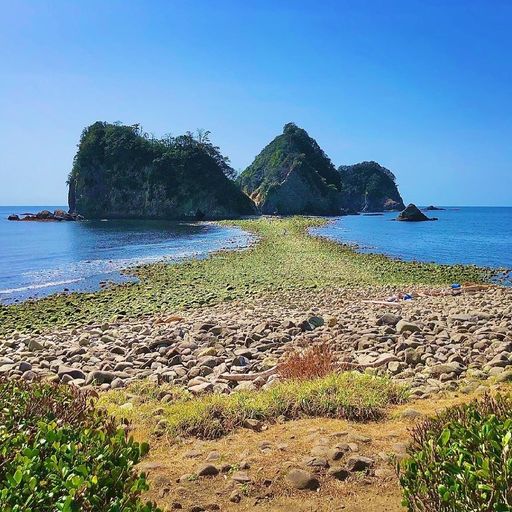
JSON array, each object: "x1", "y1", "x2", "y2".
[{"x1": 68, "y1": 122, "x2": 255, "y2": 219}]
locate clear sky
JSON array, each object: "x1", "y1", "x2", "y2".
[{"x1": 1, "y1": 0, "x2": 511, "y2": 206}]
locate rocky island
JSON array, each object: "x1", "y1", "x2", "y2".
[
  {"x1": 338, "y1": 161, "x2": 405, "y2": 212},
  {"x1": 238, "y1": 122, "x2": 344, "y2": 215},
  {"x1": 238, "y1": 123, "x2": 406, "y2": 216},
  {"x1": 67, "y1": 122, "x2": 255, "y2": 220},
  {"x1": 54, "y1": 120, "x2": 413, "y2": 221}
]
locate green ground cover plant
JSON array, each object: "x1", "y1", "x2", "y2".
[
  {"x1": 0, "y1": 379, "x2": 160, "y2": 512},
  {"x1": 399, "y1": 394, "x2": 512, "y2": 512},
  {"x1": 100, "y1": 372, "x2": 407, "y2": 439},
  {"x1": 0, "y1": 217, "x2": 488, "y2": 335}
]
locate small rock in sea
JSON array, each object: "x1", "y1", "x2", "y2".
[{"x1": 397, "y1": 203, "x2": 434, "y2": 222}]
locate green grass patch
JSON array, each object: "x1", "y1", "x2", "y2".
[
  {"x1": 399, "y1": 393, "x2": 512, "y2": 511},
  {"x1": 0, "y1": 379, "x2": 160, "y2": 512},
  {"x1": 0, "y1": 217, "x2": 488, "y2": 335},
  {"x1": 99, "y1": 372, "x2": 408, "y2": 439}
]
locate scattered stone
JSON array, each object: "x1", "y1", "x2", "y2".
[
  {"x1": 286, "y1": 469, "x2": 320, "y2": 490},
  {"x1": 231, "y1": 471, "x2": 251, "y2": 483},
  {"x1": 327, "y1": 467, "x2": 350, "y2": 480},
  {"x1": 197, "y1": 464, "x2": 219, "y2": 477},
  {"x1": 396, "y1": 320, "x2": 421, "y2": 334},
  {"x1": 346, "y1": 456, "x2": 374, "y2": 472}
]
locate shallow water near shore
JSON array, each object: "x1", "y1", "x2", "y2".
[
  {"x1": 0, "y1": 206, "x2": 253, "y2": 304},
  {"x1": 312, "y1": 206, "x2": 512, "y2": 284}
]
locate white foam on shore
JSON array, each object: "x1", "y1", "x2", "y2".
[{"x1": 0, "y1": 279, "x2": 82, "y2": 295}]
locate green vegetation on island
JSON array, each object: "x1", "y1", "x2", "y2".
[
  {"x1": 238, "y1": 123, "x2": 406, "y2": 215},
  {"x1": 0, "y1": 217, "x2": 488, "y2": 336},
  {"x1": 238, "y1": 122, "x2": 343, "y2": 215},
  {"x1": 339, "y1": 161, "x2": 405, "y2": 212},
  {"x1": 68, "y1": 122, "x2": 255, "y2": 220},
  {"x1": 67, "y1": 121, "x2": 410, "y2": 219}
]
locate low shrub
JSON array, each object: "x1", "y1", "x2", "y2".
[
  {"x1": 278, "y1": 342, "x2": 336, "y2": 380},
  {"x1": 399, "y1": 394, "x2": 512, "y2": 511},
  {"x1": 0, "y1": 379, "x2": 160, "y2": 512},
  {"x1": 101, "y1": 372, "x2": 407, "y2": 439}
]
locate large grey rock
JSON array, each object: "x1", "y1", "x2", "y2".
[
  {"x1": 376, "y1": 313, "x2": 401, "y2": 326},
  {"x1": 428, "y1": 362, "x2": 464, "y2": 377}
]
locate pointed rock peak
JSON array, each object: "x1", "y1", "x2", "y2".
[
  {"x1": 238, "y1": 123, "x2": 342, "y2": 215},
  {"x1": 397, "y1": 203, "x2": 437, "y2": 221}
]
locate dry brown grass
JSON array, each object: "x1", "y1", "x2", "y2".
[{"x1": 278, "y1": 342, "x2": 337, "y2": 380}]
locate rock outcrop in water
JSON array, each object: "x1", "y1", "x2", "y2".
[
  {"x1": 68, "y1": 122, "x2": 255, "y2": 220},
  {"x1": 237, "y1": 123, "x2": 343, "y2": 215},
  {"x1": 397, "y1": 203, "x2": 437, "y2": 221},
  {"x1": 423, "y1": 205, "x2": 445, "y2": 211},
  {"x1": 8, "y1": 210, "x2": 82, "y2": 222},
  {"x1": 338, "y1": 161, "x2": 405, "y2": 212},
  {"x1": 238, "y1": 123, "x2": 406, "y2": 215}
]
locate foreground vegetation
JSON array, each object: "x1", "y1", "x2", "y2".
[
  {"x1": 400, "y1": 394, "x2": 512, "y2": 511},
  {"x1": 0, "y1": 379, "x2": 160, "y2": 512},
  {"x1": 100, "y1": 372, "x2": 407, "y2": 439},
  {"x1": 0, "y1": 217, "x2": 488, "y2": 335}
]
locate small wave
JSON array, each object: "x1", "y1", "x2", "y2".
[{"x1": 0, "y1": 279, "x2": 82, "y2": 295}]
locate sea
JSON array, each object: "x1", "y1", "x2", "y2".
[
  {"x1": 0, "y1": 206, "x2": 253, "y2": 304},
  {"x1": 1, "y1": 206, "x2": 511, "y2": 304},
  {"x1": 312, "y1": 206, "x2": 512, "y2": 284}
]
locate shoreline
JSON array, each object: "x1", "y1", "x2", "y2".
[
  {"x1": 0, "y1": 221, "x2": 255, "y2": 306},
  {"x1": 0, "y1": 217, "x2": 493, "y2": 336},
  {"x1": 1, "y1": 278, "x2": 510, "y2": 396}
]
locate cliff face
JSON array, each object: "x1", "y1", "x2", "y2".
[
  {"x1": 338, "y1": 161, "x2": 405, "y2": 212},
  {"x1": 237, "y1": 123, "x2": 342, "y2": 215},
  {"x1": 68, "y1": 122, "x2": 255, "y2": 220}
]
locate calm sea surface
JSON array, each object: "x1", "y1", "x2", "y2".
[
  {"x1": 312, "y1": 207, "x2": 512, "y2": 283},
  {"x1": 0, "y1": 206, "x2": 253, "y2": 304}
]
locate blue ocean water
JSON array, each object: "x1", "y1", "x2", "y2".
[
  {"x1": 312, "y1": 207, "x2": 512, "y2": 281},
  {"x1": 0, "y1": 206, "x2": 253, "y2": 304}
]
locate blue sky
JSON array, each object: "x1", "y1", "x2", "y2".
[{"x1": 1, "y1": 0, "x2": 511, "y2": 206}]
